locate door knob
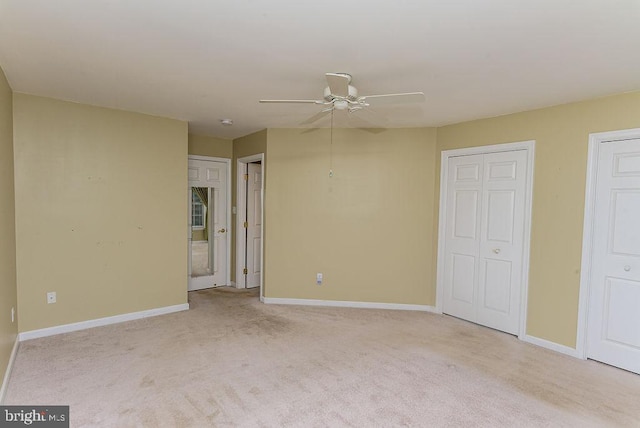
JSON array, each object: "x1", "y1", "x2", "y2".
[
  {"x1": 493, "y1": 248, "x2": 501, "y2": 254},
  {"x1": 624, "y1": 265, "x2": 631, "y2": 272},
  {"x1": 218, "y1": 228, "x2": 226, "y2": 233}
]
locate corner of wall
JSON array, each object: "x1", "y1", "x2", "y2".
[{"x1": 0, "y1": 65, "x2": 18, "y2": 403}]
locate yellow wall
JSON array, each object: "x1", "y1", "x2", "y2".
[
  {"x1": 233, "y1": 129, "x2": 268, "y2": 161},
  {"x1": 0, "y1": 67, "x2": 17, "y2": 391},
  {"x1": 264, "y1": 128, "x2": 437, "y2": 304},
  {"x1": 188, "y1": 133, "x2": 232, "y2": 158},
  {"x1": 4, "y1": 84, "x2": 639, "y2": 352},
  {"x1": 13, "y1": 94, "x2": 188, "y2": 332},
  {"x1": 231, "y1": 130, "x2": 267, "y2": 284},
  {"x1": 436, "y1": 91, "x2": 640, "y2": 347}
]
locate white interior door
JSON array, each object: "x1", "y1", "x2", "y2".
[
  {"x1": 188, "y1": 158, "x2": 228, "y2": 291},
  {"x1": 245, "y1": 162, "x2": 262, "y2": 289},
  {"x1": 587, "y1": 138, "x2": 640, "y2": 374},
  {"x1": 442, "y1": 150, "x2": 527, "y2": 335}
]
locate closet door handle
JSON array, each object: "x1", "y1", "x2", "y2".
[
  {"x1": 624, "y1": 265, "x2": 631, "y2": 272},
  {"x1": 493, "y1": 248, "x2": 501, "y2": 254},
  {"x1": 218, "y1": 228, "x2": 226, "y2": 233}
]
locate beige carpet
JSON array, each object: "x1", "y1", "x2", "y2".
[{"x1": 5, "y1": 287, "x2": 640, "y2": 427}]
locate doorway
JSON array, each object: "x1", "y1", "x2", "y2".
[
  {"x1": 436, "y1": 141, "x2": 535, "y2": 337},
  {"x1": 236, "y1": 154, "x2": 265, "y2": 300},
  {"x1": 188, "y1": 156, "x2": 231, "y2": 291},
  {"x1": 578, "y1": 128, "x2": 640, "y2": 374}
]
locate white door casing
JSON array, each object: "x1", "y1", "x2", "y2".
[
  {"x1": 188, "y1": 157, "x2": 230, "y2": 291},
  {"x1": 246, "y1": 162, "x2": 262, "y2": 289},
  {"x1": 437, "y1": 141, "x2": 534, "y2": 338},
  {"x1": 579, "y1": 131, "x2": 640, "y2": 374}
]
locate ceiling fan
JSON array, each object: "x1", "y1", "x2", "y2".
[{"x1": 259, "y1": 73, "x2": 425, "y2": 125}]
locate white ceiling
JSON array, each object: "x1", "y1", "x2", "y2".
[{"x1": 1, "y1": 1, "x2": 639, "y2": 139}]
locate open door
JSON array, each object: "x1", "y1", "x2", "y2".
[
  {"x1": 245, "y1": 162, "x2": 262, "y2": 288},
  {"x1": 236, "y1": 154, "x2": 265, "y2": 299}
]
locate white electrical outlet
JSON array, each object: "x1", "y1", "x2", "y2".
[
  {"x1": 47, "y1": 291, "x2": 57, "y2": 304},
  {"x1": 11, "y1": 307, "x2": 15, "y2": 323},
  {"x1": 316, "y1": 273, "x2": 323, "y2": 285}
]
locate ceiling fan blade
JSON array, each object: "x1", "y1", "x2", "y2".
[
  {"x1": 325, "y1": 73, "x2": 350, "y2": 97},
  {"x1": 259, "y1": 99, "x2": 323, "y2": 104},
  {"x1": 301, "y1": 127, "x2": 323, "y2": 134},
  {"x1": 347, "y1": 113, "x2": 386, "y2": 134},
  {"x1": 300, "y1": 109, "x2": 331, "y2": 125},
  {"x1": 352, "y1": 105, "x2": 388, "y2": 127},
  {"x1": 359, "y1": 92, "x2": 425, "y2": 105},
  {"x1": 354, "y1": 126, "x2": 386, "y2": 134}
]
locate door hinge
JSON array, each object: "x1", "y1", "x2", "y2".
[
  {"x1": 243, "y1": 268, "x2": 248, "y2": 275},
  {"x1": 244, "y1": 174, "x2": 249, "y2": 181},
  {"x1": 243, "y1": 221, "x2": 248, "y2": 228}
]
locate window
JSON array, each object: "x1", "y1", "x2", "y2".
[{"x1": 192, "y1": 192, "x2": 205, "y2": 229}]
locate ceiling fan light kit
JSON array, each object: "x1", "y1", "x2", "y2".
[{"x1": 333, "y1": 99, "x2": 349, "y2": 111}]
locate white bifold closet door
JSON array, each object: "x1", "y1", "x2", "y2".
[{"x1": 442, "y1": 150, "x2": 527, "y2": 335}]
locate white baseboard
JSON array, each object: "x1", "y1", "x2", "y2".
[
  {"x1": 19, "y1": 303, "x2": 190, "y2": 341},
  {"x1": 521, "y1": 334, "x2": 582, "y2": 359},
  {"x1": 263, "y1": 297, "x2": 439, "y2": 313},
  {"x1": 0, "y1": 337, "x2": 19, "y2": 404}
]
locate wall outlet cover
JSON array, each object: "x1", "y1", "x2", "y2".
[{"x1": 47, "y1": 291, "x2": 57, "y2": 304}]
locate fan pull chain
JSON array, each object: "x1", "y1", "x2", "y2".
[{"x1": 329, "y1": 109, "x2": 334, "y2": 178}]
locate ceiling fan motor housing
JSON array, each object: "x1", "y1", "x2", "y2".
[{"x1": 324, "y1": 85, "x2": 359, "y2": 102}]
